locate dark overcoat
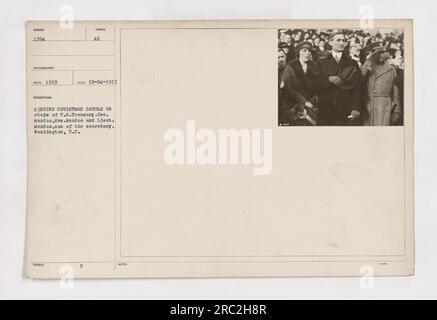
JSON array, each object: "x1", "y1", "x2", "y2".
[
  {"x1": 279, "y1": 59, "x2": 317, "y2": 125},
  {"x1": 313, "y1": 53, "x2": 365, "y2": 125}
]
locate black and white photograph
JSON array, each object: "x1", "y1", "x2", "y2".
[
  {"x1": 3, "y1": 0, "x2": 437, "y2": 302},
  {"x1": 278, "y1": 28, "x2": 404, "y2": 126}
]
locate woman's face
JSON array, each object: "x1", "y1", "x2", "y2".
[
  {"x1": 299, "y1": 48, "x2": 312, "y2": 62},
  {"x1": 349, "y1": 46, "x2": 360, "y2": 57}
]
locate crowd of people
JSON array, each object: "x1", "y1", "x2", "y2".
[{"x1": 278, "y1": 28, "x2": 404, "y2": 126}]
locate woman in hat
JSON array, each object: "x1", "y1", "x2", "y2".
[
  {"x1": 279, "y1": 41, "x2": 318, "y2": 126},
  {"x1": 361, "y1": 42, "x2": 401, "y2": 126}
]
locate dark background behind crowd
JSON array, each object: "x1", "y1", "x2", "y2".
[{"x1": 279, "y1": 28, "x2": 404, "y2": 66}]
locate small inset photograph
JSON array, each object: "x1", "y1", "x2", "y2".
[{"x1": 278, "y1": 28, "x2": 404, "y2": 126}]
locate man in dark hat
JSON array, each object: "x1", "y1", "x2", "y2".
[
  {"x1": 278, "y1": 48, "x2": 290, "y2": 125},
  {"x1": 313, "y1": 32, "x2": 364, "y2": 125},
  {"x1": 279, "y1": 42, "x2": 293, "y2": 63},
  {"x1": 278, "y1": 29, "x2": 287, "y2": 44},
  {"x1": 282, "y1": 31, "x2": 295, "y2": 61},
  {"x1": 283, "y1": 31, "x2": 293, "y2": 47}
]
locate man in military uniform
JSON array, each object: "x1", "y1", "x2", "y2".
[{"x1": 361, "y1": 42, "x2": 401, "y2": 126}]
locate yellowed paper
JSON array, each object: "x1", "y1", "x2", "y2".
[{"x1": 26, "y1": 20, "x2": 414, "y2": 278}]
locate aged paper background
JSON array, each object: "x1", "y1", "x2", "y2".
[{"x1": 26, "y1": 20, "x2": 414, "y2": 278}]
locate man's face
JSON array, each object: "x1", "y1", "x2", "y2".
[
  {"x1": 372, "y1": 49, "x2": 387, "y2": 65},
  {"x1": 314, "y1": 38, "x2": 320, "y2": 46},
  {"x1": 284, "y1": 34, "x2": 292, "y2": 44},
  {"x1": 278, "y1": 50, "x2": 286, "y2": 68},
  {"x1": 330, "y1": 34, "x2": 346, "y2": 52}
]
